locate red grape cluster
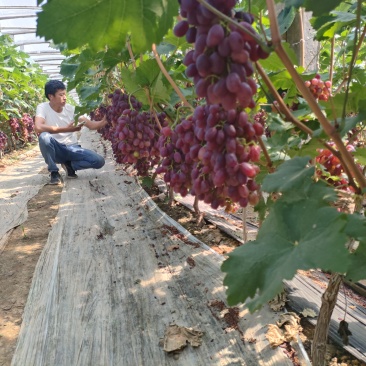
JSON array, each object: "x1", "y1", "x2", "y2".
[
  {"x1": 156, "y1": 104, "x2": 263, "y2": 210},
  {"x1": 315, "y1": 144, "x2": 357, "y2": 191},
  {"x1": 0, "y1": 131, "x2": 8, "y2": 151},
  {"x1": 156, "y1": 118, "x2": 198, "y2": 197},
  {"x1": 95, "y1": 89, "x2": 168, "y2": 176},
  {"x1": 90, "y1": 104, "x2": 111, "y2": 139},
  {"x1": 191, "y1": 104, "x2": 262, "y2": 210},
  {"x1": 175, "y1": 0, "x2": 268, "y2": 111},
  {"x1": 20, "y1": 113, "x2": 36, "y2": 142},
  {"x1": 113, "y1": 109, "x2": 167, "y2": 176},
  {"x1": 304, "y1": 74, "x2": 331, "y2": 101},
  {"x1": 8, "y1": 118, "x2": 20, "y2": 139}
]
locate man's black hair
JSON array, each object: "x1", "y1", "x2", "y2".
[{"x1": 45, "y1": 80, "x2": 66, "y2": 100}]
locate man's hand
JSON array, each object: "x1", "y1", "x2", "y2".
[
  {"x1": 83, "y1": 115, "x2": 108, "y2": 130},
  {"x1": 67, "y1": 121, "x2": 82, "y2": 132}
]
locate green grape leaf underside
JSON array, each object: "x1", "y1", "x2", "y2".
[
  {"x1": 222, "y1": 184, "x2": 350, "y2": 311},
  {"x1": 37, "y1": 0, "x2": 178, "y2": 53}
]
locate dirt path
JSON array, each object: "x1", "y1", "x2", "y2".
[{"x1": 0, "y1": 178, "x2": 62, "y2": 366}]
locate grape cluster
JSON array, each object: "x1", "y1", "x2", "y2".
[
  {"x1": 156, "y1": 104, "x2": 262, "y2": 210},
  {"x1": 315, "y1": 144, "x2": 357, "y2": 191},
  {"x1": 191, "y1": 105, "x2": 262, "y2": 210},
  {"x1": 113, "y1": 109, "x2": 167, "y2": 176},
  {"x1": 174, "y1": 0, "x2": 268, "y2": 111},
  {"x1": 8, "y1": 118, "x2": 20, "y2": 139},
  {"x1": 19, "y1": 113, "x2": 36, "y2": 142},
  {"x1": 156, "y1": 118, "x2": 198, "y2": 197},
  {"x1": 304, "y1": 74, "x2": 331, "y2": 101},
  {"x1": 94, "y1": 89, "x2": 168, "y2": 176},
  {"x1": 90, "y1": 104, "x2": 111, "y2": 139},
  {"x1": 0, "y1": 131, "x2": 8, "y2": 151}
]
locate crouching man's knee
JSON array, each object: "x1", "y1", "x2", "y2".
[
  {"x1": 38, "y1": 132, "x2": 52, "y2": 146},
  {"x1": 94, "y1": 155, "x2": 105, "y2": 169}
]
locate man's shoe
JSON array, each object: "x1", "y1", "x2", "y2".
[
  {"x1": 49, "y1": 171, "x2": 61, "y2": 185},
  {"x1": 61, "y1": 161, "x2": 78, "y2": 179}
]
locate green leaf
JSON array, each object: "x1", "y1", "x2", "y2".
[
  {"x1": 260, "y1": 43, "x2": 298, "y2": 71},
  {"x1": 262, "y1": 156, "x2": 314, "y2": 193},
  {"x1": 150, "y1": 73, "x2": 172, "y2": 103},
  {"x1": 331, "y1": 11, "x2": 358, "y2": 23},
  {"x1": 346, "y1": 241, "x2": 366, "y2": 282},
  {"x1": 338, "y1": 111, "x2": 366, "y2": 137},
  {"x1": 78, "y1": 86, "x2": 100, "y2": 101},
  {"x1": 277, "y1": 6, "x2": 297, "y2": 35},
  {"x1": 353, "y1": 148, "x2": 366, "y2": 165},
  {"x1": 304, "y1": 0, "x2": 343, "y2": 17},
  {"x1": 289, "y1": 138, "x2": 324, "y2": 159},
  {"x1": 344, "y1": 213, "x2": 366, "y2": 241},
  {"x1": 344, "y1": 213, "x2": 366, "y2": 282},
  {"x1": 0, "y1": 110, "x2": 9, "y2": 120},
  {"x1": 37, "y1": 0, "x2": 178, "y2": 53},
  {"x1": 267, "y1": 114, "x2": 293, "y2": 132},
  {"x1": 141, "y1": 176, "x2": 154, "y2": 189},
  {"x1": 222, "y1": 182, "x2": 349, "y2": 310}
]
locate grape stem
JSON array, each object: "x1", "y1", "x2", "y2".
[
  {"x1": 157, "y1": 103, "x2": 175, "y2": 124},
  {"x1": 146, "y1": 87, "x2": 163, "y2": 131},
  {"x1": 126, "y1": 40, "x2": 136, "y2": 70},
  {"x1": 266, "y1": 0, "x2": 366, "y2": 191},
  {"x1": 152, "y1": 44, "x2": 194, "y2": 112},
  {"x1": 242, "y1": 208, "x2": 248, "y2": 243},
  {"x1": 128, "y1": 88, "x2": 142, "y2": 110},
  {"x1": 196, "y1": 0, "x2": 272, "y2": 54},
  {"x1": 257, "y1": 136, "x2": 273, "y2": 169},
  {"x1": 255, "y1": 62, "x2": 313, "y2": 135},
  {"x1": 329, "y1": 37, "x2": 335, "y2": 86}
]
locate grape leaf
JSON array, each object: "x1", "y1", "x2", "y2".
[
  {"x1": 37, "y1": 0, "x2": 178, "y2": 53},
  {"x1": 304, "y1": 0, "x2": 343, "y2": 17},
  {"x1": 346, "y1": 241, "x2": 366, "y2": 282},
  {"x1": 222, "y1": 182, "x2": 350, "y2": 311},
  {"x1": 262, "y1": 156, "x2": 314, "y2": 193},
  {"x1": 353, "y1": 148, "x2": 366, "y2": 165},
  {"x1": 277, "y1": 6, "x2": 297, "y2": 35}
]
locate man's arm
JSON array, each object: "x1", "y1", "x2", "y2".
[
  {"x1": 34, "y1": 116, "x2": 82, "y2": 134},
  {"x1": 78, "y1": 115, "x2": 108, "y2": 131}
]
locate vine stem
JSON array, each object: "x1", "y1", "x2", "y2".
[
  {"x1": 152, "y1": 44, "x2": 194, "y2": 112},
  {"x1": 146, "y1": 88, "x2": 163, "y2": 131},
  {"x1": 257, "y1": 136, "x2": 272, "y2": 169},
  {"x1": 195, "y1": 0, "x2": 272, "y2": 54},
  {"x1": 126, "y1": 41, "x2": 136, "y2": 70},
  {"x1": 266, "y1": 0, "x2": 366, "y2": 191},
  {"x1": 311, "y1": 273, "x2": 343, "y2": 366},
  {"x1": 329, "y1": 37, "x2": 335, "y2": 86},
  {"x1": 255, "y1": 62, "x2": 313, "y2": 135},
  {"x1": 242, "y1": 208, "x2": 248, "y2": 243}
]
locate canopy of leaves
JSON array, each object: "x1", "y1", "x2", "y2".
[
  {"x1": 37, "y1": 0, "x2": 179, "y2": 54},
  {"x1": 0, "y1": 35, "x2": 46, "y2": 129},
  {"x1": 221, "y1": 157, "x2": 365, "y2": 311}
]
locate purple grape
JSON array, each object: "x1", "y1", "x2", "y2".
[
  {"x1": 207, "y1": 24, "x2": 225, "y2": 47},
  {"x1": 226, "y1": 72, "x2": 241, "y2": 93},
  {"x1": 173, "y1": 20, "x2": 189, "y2": 37}
]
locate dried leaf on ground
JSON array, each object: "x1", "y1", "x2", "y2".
[
  {"x1": 301, "y1": 308, "x2": 317, "y2": 318},
  {"x1": 163, "y1": 324, "x2": 204, "y2": 353},
  {"x1": 266, "y1": 312, "x2": 302, "y2": 348},
  {"x1": 268, "y1": 291, "x2": 287, "y2": 312}
]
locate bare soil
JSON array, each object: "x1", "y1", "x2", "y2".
[{"x1": 0, "y1": 162, "x2": 62, "y2": 366}]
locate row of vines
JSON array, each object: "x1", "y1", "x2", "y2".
[
  {"x1": 27, "y1": 0, "x2": 366, "y2": 364},
  {"x1": 0, "y1": 35, "x2": 46, "y2": 157}
]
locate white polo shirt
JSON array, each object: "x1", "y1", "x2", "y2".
[{"x1": 36, "y1": 102, "x2": 77, "y2": 145}]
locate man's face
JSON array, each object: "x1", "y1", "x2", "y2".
[{"x1": 49, "y1": 89, "x2": 67, "y2": 107}]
